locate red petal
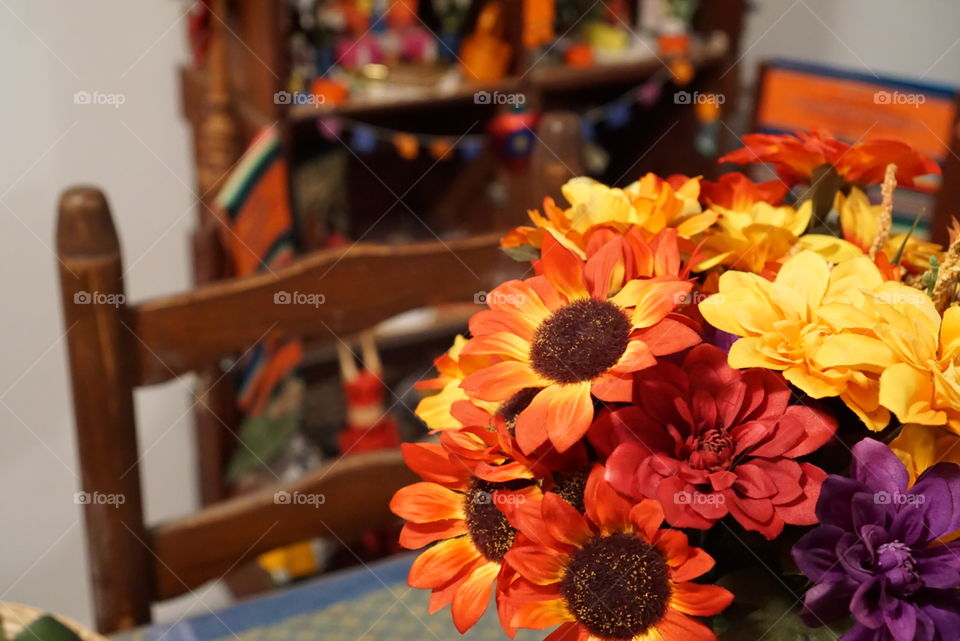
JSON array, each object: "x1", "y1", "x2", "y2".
[{"x1": 632, "y1": 316, "x2": 702, "y2": 357}]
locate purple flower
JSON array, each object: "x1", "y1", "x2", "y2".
[{"x1": 792, "y1": 438, "x2": 960, "y2": 641}]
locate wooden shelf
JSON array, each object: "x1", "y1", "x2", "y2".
[{"x1": 283, "y1": 38, "x2": 729, "y2": 122}]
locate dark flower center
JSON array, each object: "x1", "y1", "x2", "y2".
[
  {"x1": 552, "y1": 466, "x2": 590, "y2": 513},
  {"x1": 876, "y1": 541, "x2": 922, "y2": 596},
  {"x1": 497, "y1": 387, "x2": 541, "y2": 432},
  {"x1": 464, "y1": 479, "x2": 532, "y2": 562},
  {"x1": 530, "y1": 298, "x2": 631, "y2": 384},
  {"x1": 685, "y1": 428, "x2": 735, "y2": 470},
  {"x1": 560, "y1": 533, "x2": 671, "y2": 638}
]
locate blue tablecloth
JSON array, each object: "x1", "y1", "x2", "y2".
[{"x1": 112, "y1": 553, "x2": 543, "y2": 641}]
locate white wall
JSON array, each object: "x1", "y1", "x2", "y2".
[
  {"x1": 740, "y1": 0, "x2": 960, "y2": 87},
  {"x1": 2, "y1": 0, "x2": 960, "y2": 631},
  {"x1": 0, "y1": 0, "x2": 202, "y2": 627}
]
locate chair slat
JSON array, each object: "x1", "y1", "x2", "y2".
[
  {"x1": 150, "y1": 449, "x2": 417, "y2": 599},
  {"x1": 129, "y1": 232, "x2": 517, "y2": 385}
]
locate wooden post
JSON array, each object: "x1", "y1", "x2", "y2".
[{"x1": 56, "y1": 187, "x2": 152, "y2": 633}]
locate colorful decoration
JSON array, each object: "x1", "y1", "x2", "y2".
[
  {"x1": 460, "y1": 1, "x2": 511, "y2": 82},
  {"x1": 392, "y1": 132, "x2": 420, "y2": 159},
  {"x1": 392, "y1": 127, "x2": 956, "y2": 641},
  {"x1": 310, "y1": 73, "x2": 670, "y2": 163},
  {"x1": 522, "y1": 0, "x2": 556, "y2": 49},
  {"x1": 488, "y1": 106, "x2": 540, "y2": 168}
]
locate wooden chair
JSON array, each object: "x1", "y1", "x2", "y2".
[{"x1": 56, "y1": 186, "x2": 519, "y2": 634}]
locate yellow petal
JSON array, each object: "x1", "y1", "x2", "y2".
[
  {"x1": 814, "y1": 333, "x2": 898, "y2": 373},
  {"x1": 880, "y1": 363, "x2": 945, "y2": 426}
]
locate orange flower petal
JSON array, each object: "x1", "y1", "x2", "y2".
[
  {"x1": 652, "y1": 528, "x2": 693, "y2": 567},
  {"x1": 543, "y1": 622, "x2": 581, "y2": 641},
  {"x1": 391, "y1": 482, "x2": 465, "y2": 523},
  {"x1": 511, "y1": 598, "x2": 574, "y2": 629},
  {"x1": 542, "y1": 493, "x2": 593, "y2": 547},
  {"x1": 462, "y1": 331, "x2": 532, "y2": 362},
  {"x1": 409, "y1": 536, "x2": 482, "y2": 589},
  {"x1": 590, "y1": 371, "x2": 634, "y2": 403},
  {"x1": 526, "y1": 381, "x2": 594, "y2": 453},
  {"x1": 671, "y1": 582, "x2": 734, "y2": 616},
  {"x1": 584, "y1": 464, "x2": 633, "y2": 534},
  {"x1": 505, "y1": 542, "x2": 568, "y2": 585},
  {"x1": 628, "y1": 499, "x2": 665, "y2": 540},
  {"x1": 462, "y1": 361, "x2": 546, "y2": 402},
  {"x1": 608, "y1": 338, "x2": 657, "y2": 374},
  {"x1": 401, "y1": 442, "x2": 470, "y2": 486},
  {"x1": 654, "y1": 609, "x2": 717, "y2": 641},
  {"x1": 540, "y1": 229, "x2": 588, "y2": 302},
  {"x1": 611, "y1": 278, "x2": 690, "y2": 329},
  {"x1": 669, "y1": 545, "x2": 715, "y2": 582},
  {"x1": 399, "y1": 519, "x2": 468, "y2": 549},
  {"x1": 451, "y1": 561, "x2": 500, "y2": 632}
]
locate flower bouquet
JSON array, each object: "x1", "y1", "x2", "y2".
[{"x1": 391, "y1": 129, "x2": 960, "y2": 641}]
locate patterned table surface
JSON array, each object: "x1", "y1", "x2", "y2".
[{"x1": 111, "y1": 553, "x2": 543, "y2": 641}]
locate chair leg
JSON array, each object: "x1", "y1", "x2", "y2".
[{"x1": 57, "y1": 187, "x2": 153, "y2": 633}]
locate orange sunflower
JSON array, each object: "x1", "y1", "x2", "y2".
[
  {"x1": 719, "y1": 128, "x2": 940, "y2": 187},
  {"x1": 390, "y1": 441, "x2": 541, "y2": 633},
  {"x1": 503, "y1": 465, "x2": 733, "y2": 641},
  {"x1": 461, "y1": 233, "x2": 700, "y2": 454}
]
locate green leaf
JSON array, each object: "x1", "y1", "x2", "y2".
[
  {"x1": 715, "y1": 570, "x2": 850, "y2": 641},
  {"x1": 227, "y1": 406, "x2": 302, "y2": 480},
  {"x1": 11, "y1": 616, "x2": 81, "y2": 641},
  {"x1": 800, "y1": 164, "x2": 844, "y2": 231},
  {"x1": 502, "y1": 244, "x2": 540, "y2": 262}
]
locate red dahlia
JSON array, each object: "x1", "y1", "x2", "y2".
[{"x1": 600, "y1": 344, "x2": 836, "y2": 539}]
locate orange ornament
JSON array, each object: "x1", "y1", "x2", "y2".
[
  {"x1": 565, "y1": 43, "x2": 593, "y2": 68},
  {"x1": 310, "y1": 78, "x2": 349, "y2": 106},
  {"x1": 460, "y1": 2, "x2": 511, "y2": 82},
  {"x1": 670, "y1": 58, "x2": 694, "y2": 85},
  {"x1": 393, "y1": 133, "x2": 419, "y2": 159},
  {"x1": 428, "y1": 138, "x2": 455, "y2": 160}
]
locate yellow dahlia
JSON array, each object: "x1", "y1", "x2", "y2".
[
  {"x1": 798, "y1": 187, "x2": 942, "y2": 275},
  {"x1": 501, "y1": 175, "x2": 715, "y2": 258},
  {"x1": 693, "y1": 200, "x2": 812, "y2": 273},
  {"x1": 699, "y1": 250, "x2": 896, "y2": 430}
]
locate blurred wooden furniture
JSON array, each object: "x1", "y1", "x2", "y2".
[
  {"x1": 55, "y1": 186, "x2": 518, "y2": 633},
  {"x1": 183, "y1": 0, "x2": 746, "y2": 505}
]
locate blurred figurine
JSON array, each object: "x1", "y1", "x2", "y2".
[{"x1": 336, "y1": 333, "x2": 401, "y2": 455}]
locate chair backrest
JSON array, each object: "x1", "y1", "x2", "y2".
[{"x1": 56, "y1": 186, "x2": 520, "y2": 633}]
